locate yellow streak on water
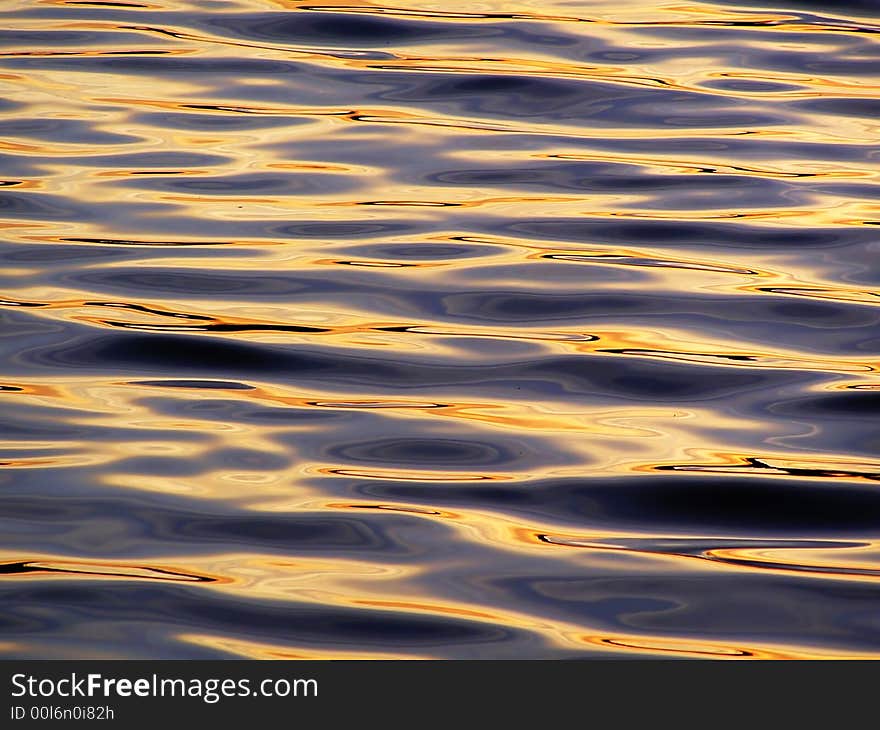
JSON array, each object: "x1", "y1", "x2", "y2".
[
  {"x1": 1, "y1": 0, "x2": 879, "y2": 659},
  {"x1": 178, "y1": 634, "x2": 430, "y2": 659}
]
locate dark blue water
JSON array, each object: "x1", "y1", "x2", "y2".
[{"x1": 0, "y1": 0, "x2": 879, "y2": 658}]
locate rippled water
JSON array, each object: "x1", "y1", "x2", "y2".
[{"x1": 1, "y1": 0, "x2": 879, "y2": 659}]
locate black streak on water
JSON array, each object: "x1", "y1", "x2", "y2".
[{"x1": 0, "y1": 0, "x2": 879, "y2": 659}]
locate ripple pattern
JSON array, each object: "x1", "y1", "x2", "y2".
[{"x1": 1, "y1": 0, "x2": 879, "y2": 659}]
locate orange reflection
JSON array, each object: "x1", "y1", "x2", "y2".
[
  {"x1": 179, "y1": 634, "x2": 428, "y2": 659},
  {"x1": 2, "y1": 0, "x2": 879, "y2": 660}
]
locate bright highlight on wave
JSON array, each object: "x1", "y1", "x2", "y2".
[{"x1": 0, "y1": 0, "x2": 878, "y2": 659}]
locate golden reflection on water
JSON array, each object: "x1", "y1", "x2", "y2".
[{"x1": 1, "y1": 0, "x2": 879, "y2": 658}]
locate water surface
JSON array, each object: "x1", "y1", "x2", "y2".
[{"x1": 1, "y1": 0, "x2": 879, "y2": 658}]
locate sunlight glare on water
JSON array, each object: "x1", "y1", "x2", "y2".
[{"x1": 0, "y1": 0, "x2": 879, "y2": 658}]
